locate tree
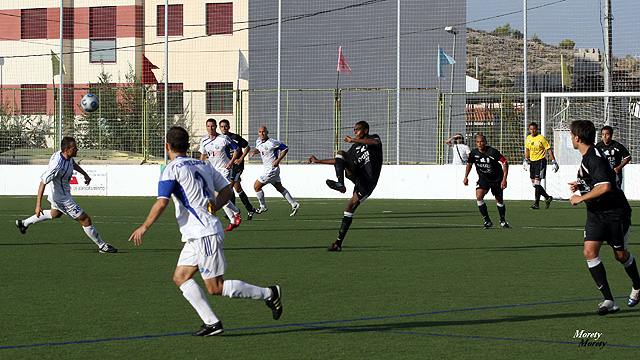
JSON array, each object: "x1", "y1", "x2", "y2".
[
  {"x1": 530, "y1": 33, "x2": 544, "y2": 44},
  {"x1": 559, "y1": 39, "x2": 575, "y2": 49},
  {"x1": 512, "y1": 29, "x2": 523, "y2": 40},
  {"x1": 492, "y1": 23, "x2": 512, "y2": 37}
]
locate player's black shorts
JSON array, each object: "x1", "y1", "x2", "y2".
[
  {"x1": 584, "y1": 210, "x2": 631, "y2": 251},
  {"x1": 347, "y1": 173, "x2": 377, "y2": 202},
  {"x1": 476, "y1": 177, "x2": 503, "y2": 197},
  {"x1": 530, "y1": 158, "x2": 547, "y2": 179},
  {"x1": 229, "y1": 164, "x2": 244, "y2": 182}
]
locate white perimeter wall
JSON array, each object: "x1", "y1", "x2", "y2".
[{"x1": 2, "y1": 164, "x2": 639, "y2": 200}]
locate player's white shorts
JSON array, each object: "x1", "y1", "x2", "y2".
[
  {"x1": 50, "y1": 198, "x2": 84, "y2": 219},
  {"x1": 214, "y1": 167, "x2": 231, "y2": 181},
  {"x1": 258, "y1": 166, "x2": 281, "y2": 184},
  {"x1": 177, "y1": 234, "x2": 227, "y2": 280}
]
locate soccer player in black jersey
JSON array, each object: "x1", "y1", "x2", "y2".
[
  {"x1": 219, "y1": 119, "x2": 258, "y2": 220},
  {"x1": 595, "y1": 125, "x2": 631, "y2": 190},
  {"x1": 568, "y1": 120, "x2": 640, "y2": 315},
  {"x1": 308, "y1": 121, "x2": 383, "y2": 252},
  {"x1": 463, "y1": 135, "x2": 509, "y2": 229}
]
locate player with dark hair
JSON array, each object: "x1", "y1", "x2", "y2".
[
  {"x1": 596, "y1": 125, "x2": 631, "y2": 189},
  {"x1": 568, "y1": 120, "x2": 640, "y2": 315},
  {"x1": 129, "y1": 126, "x2": 282, "y2": 336},
  {"x1": 15, "y1": 136, "x2": 117, "y2": 253},
  {"x1": 218, "y1": 119, "x2": 258, "y2": 220},
  {"x1": 463, "y1": 135, "x2": 509, "y2": 229},
  {"x1": 249, "y1": 126, "x2": 301, "y2": 216},
  {"x1": 199, "y1": 118, "x2": 243, "y2": 231},
  {"x1": 308, "y1": 121, "x2": 383, "y2": 252},
  {"x1": 523, "y1": 122, "x2": 558, "y2": 209}
]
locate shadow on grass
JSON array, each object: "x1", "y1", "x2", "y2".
[{"x1": 222, "y1": 310, "x2": 640, "y2": 337}]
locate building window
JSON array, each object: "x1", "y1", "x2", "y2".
[
  {"x1": 90, "y1": 7, "x2": 116, "y2": 63},
  {"x1": 206, "y1": 3, "x2": 233, "y2": 35},
  {"x1": 158, "y1": 83, "x2": 184, "y2": 115},
  {"x1": 21, "y1": 85, "x2": 47, "y2": 115},
  {"x1": 157, "y1": 5, "x2": 183, "y2": 37},
  {"x1": 21, "y1": 8, "x2": 47, "y2": 39},
  {"x1": 206, "y1": 82, "x2": 233, "y2": 114}
]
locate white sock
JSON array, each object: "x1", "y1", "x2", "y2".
[
  {"x1": 83, "y1": 225, "x2": 106, "y2": 247},
  {"x1": 256, "y1": 190, "x2": 266, "y2": 207},
  {"x1": 24, "y1": 210, "x2": 53, "y2": 226},
  {"x1": 222, "y1": 280, "x2": 271, "y2": 300},
  {"x1": 222, "y1": 202, "x2": 239, "y2": 223},
  {"x1": 282, "y1": 189, "x2": 296, "y2": 206},
  {"x1": 180, "y1": 279, "x2": 219, "y2": 325}
]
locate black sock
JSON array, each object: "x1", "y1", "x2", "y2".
[
  {"x1": 534, "y1": 187, "x2": 540, "y2": 205},
  {"x1": 623, "y1": 257, "x2": 640, "y2": 290},
  {"x1": 589, "y1": 262, "x2": 614, "y2": 300},
  {"x1": 230, "y1": 192, "x2": 236, "y2": 206},
  {"x1": 535, "y1": 185, "x2": 548, "y2": 200},
  {"x1": 478, "y1": 203, "x2": 490, "y2": 222},
  {"x1": 238, "y1": 191, "x2": 256, "y2": 212},
  {"x1": 334, "y1": 157, "x2": 345, "y2": 185},
  {"x1": 337, "y1": 214, "x2": 353, "y2": 245},
  {"x1": 497, "y1": 204, "x2": 506, "y2": 222}
]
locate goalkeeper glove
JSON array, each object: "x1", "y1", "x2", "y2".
[
  {"x1": 523, "y1": 159, "x2": 530, "y2": 171},
  {"x1": 552, "y1": 160, "x2": 559, "y2": 173}
]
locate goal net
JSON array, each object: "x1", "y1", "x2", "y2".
[{"x1": 541, "y1": 92, "x2": 640, "y2": 199}]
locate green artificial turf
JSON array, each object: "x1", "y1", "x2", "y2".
[{"x1": 1, "y1": 196, "x2": 639, "y2": 359}]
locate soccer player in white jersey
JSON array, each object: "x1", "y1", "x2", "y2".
[
  {"x1": 129, "y1": 126, "x2": 282, "y2": 336},
  {"x1": 199, "y1": 118, "x2": 242, "y2": 231},
  {"x1": 15, "y1": 136, "x2": 116, "y2": 253},
  {"x1": 249, "y1": 126, "x2": 300, "y2": 216}
]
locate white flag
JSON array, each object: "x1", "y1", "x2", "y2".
[{"x1": 238, "y1": 50, "x2": 249, "y2": 80}]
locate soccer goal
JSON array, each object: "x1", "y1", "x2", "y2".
[{"x1": 540, "y1": 92, "x2": 640, "y2": 199}]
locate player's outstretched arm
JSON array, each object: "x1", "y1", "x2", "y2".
[
  {"x1": 213, "y1": 185, "x2": 234, "y2": 211},
  {"x1": 501, "y1": 161, "x2": 509, "y2": 189},
  {"x1": 308, "y1": 155, "x2": 336, "y2": 165},
  {"x1": 463, "y1": 163, "x2": 472, "y2": 186},
  {"x1": 273, "y1": 148, "x2": 288, "y2": 167},
  {"x1": 73, "y1": 163, "x2": 91, "y2": 185},
  {"x1": 236, "y1": 147, "x2": 250, "y2": 164},
  {"x1": 249, "y1": 148, "x2": 259, "y2": 157},
  {"x1": 344, "y1": 136, "x2": 380, "y2": 146},
  {"x1": 129, "y1": 198, "x2": 169, "y2": 245},
  {"x1": 35, "y1": 181, "x2": 47, "y2": 216}
]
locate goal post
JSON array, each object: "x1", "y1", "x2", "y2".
[{"x1": 540, "y1": 92, "x2": 640, "y2": 199}]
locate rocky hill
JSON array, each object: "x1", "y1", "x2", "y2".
[{"x1": 466, "y1": 28, "x2": 640, "y2": 91}]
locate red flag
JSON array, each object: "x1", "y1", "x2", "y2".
[
  {"x1": 337, "y1": 46, "x2": 352, "y2": 75},
  {"x1": 142, "y1": 54, "x2": 159, "y2": 84}
]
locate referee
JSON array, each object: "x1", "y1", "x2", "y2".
[
  {"x1": 568, "y1": 120, "x2": 640, "y2": 315},
  {"x1": 523, "y1": 122, "x2": 558, "y2": 210}
]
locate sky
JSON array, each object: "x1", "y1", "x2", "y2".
[{"x1": 467, "y1": 0, "x2": 640, "y2": 58}]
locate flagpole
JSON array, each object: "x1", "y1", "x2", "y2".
[{"x1": 334, "y1": 72, "x2": 340, "y2": 154}]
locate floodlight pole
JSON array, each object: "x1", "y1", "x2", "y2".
[
  {"x1": 59, "y1": 0, "x2": 63, "y2": 149},
  {"x1": 164, "y1": 0, "x2": 168, "y2": 164}
]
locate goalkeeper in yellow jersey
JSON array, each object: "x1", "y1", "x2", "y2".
[{"x1": 523, "y1": 122, "x2": 558, "y2": 210}]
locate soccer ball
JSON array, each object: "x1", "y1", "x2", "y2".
[{"x1": 81, "y1": 94, "x2": 99, "y2": 112}]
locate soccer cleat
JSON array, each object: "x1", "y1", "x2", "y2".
[
  {"x1": 500, "y1": 221, "x2": 510, "y2": 228},
  {"x1": 545, "y1": 196, "x2": 554, "y2": 209},
  {"x1": 192, "y1": 322, "x2": 224, "y2": 336},
  {"x1": 628, "y1": 287, "x2": 640, "y2": 307},
  {"x1": 255, "y1": 206, "x2": 268, "y2": 214},
  {"x1": 99, "y1": 243, "x2": 117, "y2": 253},
  {"x1": 483, "y1": 220, "x2": 493, "y2": 229},
  {"x1": 530, "y1": 204, "x2": 540, "y2": 210},
  {"x1": 265, "y1": 285, "x2": 283, "y2": 320},
  {"x1": 326, "y1": 243, "x2": 342, "y2": 252},
  {"x1": 290, "y1": 203, "x2": 300, "y2": 217},
  {"x1": 326, "y1": 179, "x2": 346, "y2": 193},
  {"x1": 247, "y1": 209, "x2": 255, "y2": 220},
  {"x1": 225, "y1": 213, "x2": 242, "y2": 231},
  {"x1": 596, "y1": 300, "x2": 619, "y2": 316},
  {"x1": 15, "y1": 220, "x2": 28, "y2": 234}
]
